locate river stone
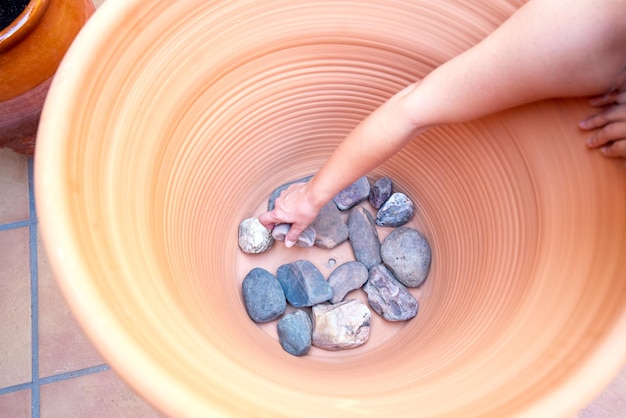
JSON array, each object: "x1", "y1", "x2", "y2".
[
  {"x1": 277, "y1": 260, "x2": 333, "y2": 307},
  {"x1": 369, "y1": 177, "x2": 393, "y2": 209},
  {"x1": 311, "y1": 300, "x2": 371, "y2": 350},
  {"x1": 267, "y1": 175, "x2": 313, "y2": 211},
  {"x1": 364, "y1": 264, "x2": 418, "y2": 321},
  {"x1": 238, "y1": 217, "x2": 274, "y2": 254},
  {"x1": 333, "y1": 176, "x2": 370, "y2": 210},
  {"x1": 277, "y1": 310, "x2": 312, "y2": 356},
  {"x1": 375, "y1": 192, "x2": 414, "y2": 227},
  {"x1": 241, "y1": 268, "x2": 287, "y2": 323},
  {"x1": 381, "y1": 227, "x2": 431, "y2": 287},
  {"x1": 347, "y1": 207, "x2": 381, "y2": 269},
  {"x1": 271, "y1": 223, "x2": 316, "y2": 248},
  {"x1": 309, "y1": 201, "x2": 349, "y2": 249},
  {"x1": 327, "y1": 261, "x2": 369, "y2": 304}
]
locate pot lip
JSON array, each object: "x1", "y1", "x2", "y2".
[{"x1": 0, "y1": 0, "x2": 49, "y2": 52}]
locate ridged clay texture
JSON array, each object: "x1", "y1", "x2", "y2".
[{"x1": 35, "y1": 0, "x2": 626, "y2": 417}]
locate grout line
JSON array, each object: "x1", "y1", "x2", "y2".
[
  {"x1": 0, "y1": 219, "x2": 36, "y2": 231},
  {"x1": 0, "y1": 364, "x2": 112, "y2": 396},
  {"x1": 0, "y1": 382, "x2": 32, "y2": 396},
  {"x1": 39, "y1": 364, "x2": 111, "y2": 386},
  {"x1": 28, "y1": 158, "x2": 41, "y2": 418}
]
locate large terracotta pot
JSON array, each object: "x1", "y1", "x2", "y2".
[
  {"x1": 0, "y1": 0, "x2": 94, "y2": 154},
  {"x1": 35, "y1": 0, "x2": 626, "y2": 417}
]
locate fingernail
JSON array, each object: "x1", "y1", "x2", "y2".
[
  {"x1": 285, "y1": 240, "x2": 295, "y2": 248},
  {"x1": 587, "y1": 137, "x2": 594, "y2": 147},
  {"x1": 601, "y1": 146, "x2": 610, "y2": 155},
  {"x1": 579, "y1": 120, "x2": 589, "y2": 129}
]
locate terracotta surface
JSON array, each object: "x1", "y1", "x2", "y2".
[
  {"x1": 35, "y1": 0, "x2": 626, "y2": 417},
  {"x1": 0, "y1": 0, "x2": 94, "y2": 154}
]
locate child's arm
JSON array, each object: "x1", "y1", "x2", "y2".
[{"x1": 259, "y1": 0, "x2": 626, "y2": 246}]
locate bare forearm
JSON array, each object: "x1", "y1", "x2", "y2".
[{"x1": 305, "y1": 83, "x2": 428, "y2": 208}]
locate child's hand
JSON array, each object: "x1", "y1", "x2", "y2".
[
  {"x1": 258, "y1": 182, "x2": 322, "y2": 248},
  {"x1": 580, "y1": 90, "x2": 626, "y2": 158}
]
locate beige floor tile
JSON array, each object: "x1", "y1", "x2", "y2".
[
  {"x1": 40, "y1": 370, "x2": 163, "y2": 418},
  {"x1": 0, "y1": 389, "x2": 31, "y2": 418},
  {"x1": 0, "y1": 228, "x2": 31, "y2": 388},
  {"x1": 38, "y1": 233, "x2": 105, "y2": 378},
  {"x1": 578, "y1": 364, "x2": 626, "y2": 418},
  {"x1": 0, "y1": 149, "x2": 29, "y2": 224}
]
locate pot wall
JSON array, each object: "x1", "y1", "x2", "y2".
[{"x1": 35, "y1": 0, "x2": 626, "y2": 417}]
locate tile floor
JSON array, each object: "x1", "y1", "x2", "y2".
[
  {"x1": 0, "y1": 149, "x2": 163, "y2": 417},
  {"x1": 1, "y1": 0, "x2": 625, "y2": 417}
]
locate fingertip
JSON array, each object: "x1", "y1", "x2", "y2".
[
  {"x1": 579, "y1": 119, "x2": 591, "y2": 130},
  {"x1": 285, "y1": 239, "x2": 295, "y2": 248}
]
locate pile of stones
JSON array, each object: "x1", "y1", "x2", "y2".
[{"x1": 238, "y1": 175, "x2": 431, "y2": 356}]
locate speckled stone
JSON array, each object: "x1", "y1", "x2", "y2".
[
  {"x1": 277, "y1": 310, "x2": 312, "y2": 356},
  {"x1": 327, "y1": 261, "x2": 369, "y2": 304},
  {"x1": 364, "y1": 264, "x2": 418, "y2": 321},
  {"x1": 267, "y1": 175, "x2": 313, "y2": 211},
  {"x1": 333, "y1": 176, "x2": 370, "y2": 210},
  {"x1": 381, "y1": 227, "x2": 431, "y2": 287},
  {"x1": 241, "y1": 268, "x2": 287, "y2": 323},
  {"x1": 277, "y1": 260, "x2": 333, "y2": 307},
  {"x1": 238, "y1": 217, "x2": 274, "y2": 254},
  {"x1": 309, "y1": 201, "x2": 349, "y2": 249},
  {"x1": 311, "y1": 300, "x2": 371, "y2": 350},
  {"x1": 271, "y1": 223, "x2": 316, "y2": 248},
  {"x1": 369, "y1": 177, "x2": 393, "y2": 209},
  {"x1": 347, "y1": 206, "x2": 381, "y2": 269},
  {"x1": 375, "y1": 192, "x2": 415, "y2": 227}
]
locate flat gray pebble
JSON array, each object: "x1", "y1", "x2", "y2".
[
  {"x1": 369, "y1": 177, "x2": 393, "y2": 209},
  {"x1": 333, "y1": 176, "x2": 370, "y2": 210},
  {"x1": 242, "y1": 268, "x2": 287, "y2": 323},
  {"x1": 277, "y1": 260, "x2": 333, "y2": 307},
  {"x1": 364, "y1": 264, "x2": 418, "y2": 321},
  {"x1": 381, "y1": 227, "x2": 431, "y2": 287},
  {"x1": 375, "y1": 192, "x2": 414, "y2": 227},
  {"x1": 272, "y1": 223, "x2": 316, "y2": 248},
  {"x1": 309, "y1": 201, "x2": 349, "y2": 249},
  {"x1": 348, "y1": 206, "x2": 381, "y2": 269},
  {"x1": 277, "y1": 310, "x2": 312, "y2": 356},
  {"x1": 328, "y1": 261, "x2": 369, "y2": 304}
]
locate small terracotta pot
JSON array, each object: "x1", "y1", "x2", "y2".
[
  {"x1": 0, "y1": 0, "x2": 94, "y2": 154},
  {"x1": 35, "y1": 0, "x2": 626, "y2": 417}
]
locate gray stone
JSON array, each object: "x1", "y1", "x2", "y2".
[
  {"x1": 271, "y1": 223, "x2": 316, "y2": 248},
  {"x1": 309, "y1": 201, "x2": 349, "y2": 249},
  {"x1": 347, "y1": 207, "x2": 381, "y2": 269},
  {"x1": 381, "y1": 227, "x2": 431, "y2": 287},
  {"x1": 277, "y1": 310, "x2": 312, "y2": 356},
  {"x1": 333, "y1": 176, "x2": 370, "y2": 210},
  {"x1": 311, "y1": 300, "x2": 371, "y2": 350},
  {"x1": 238, "y1": 217, "x2": 274, "y2": 254},
  {"x1": 327, "y1": 261, "x2": 369, "y2": 304},
  {"x1": 375, "y1": 192, "x2": 415, "y2": 227},
  {"x1": 242, "y1": 268, "x2": 287, "y2": 323},
  {"x1": 277, "y1": 260, "x2": 333, "y2": 307},
  {"x1": 364, "y1": 264, "x2": 418, "y2": 321},
  {"x1": 369, "y1": 177, "x2": 393, "y2": 209},
  {"x1": 267, "y1": 175, "x2": 313, "y2": 211}
]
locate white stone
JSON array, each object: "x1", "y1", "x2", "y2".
[
  {"x1": 311, "y1": 300, "x2": 371, "y2": 350},
  {"x1": 238, "y1": 217, "x2": 274, "y2": 254}
]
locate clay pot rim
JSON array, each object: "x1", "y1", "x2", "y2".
[{"x1": 0, "y1": 0, "x2": 49, "y2": 51}]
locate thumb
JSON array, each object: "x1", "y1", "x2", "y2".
[
  {"x1": 257, "y1": 211, "x2": 277, "y2": 230},
  {"x1": 284, "y1": 223, "x2": 306, "y2": 248}
]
